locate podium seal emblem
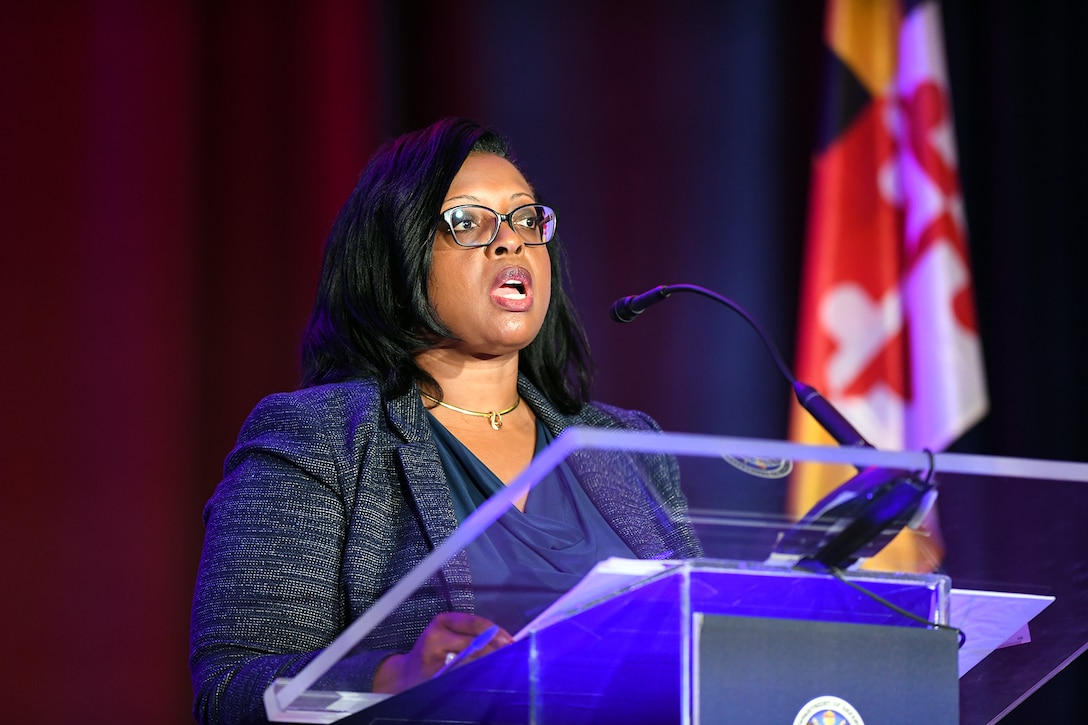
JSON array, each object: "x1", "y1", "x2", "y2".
[
  {"x1": 792, "y1": 695, "x2": 865, "y2": 725},
  {"x1": 722, "y1": 454, "x2": 793, "y2": 479}
]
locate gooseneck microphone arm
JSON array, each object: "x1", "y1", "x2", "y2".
[
  {"x1": 610, "y1": 283, "x2": 872, "y2": 448},
  {"x1": 612, "y1": 283, "x2": 947, "y2": 573}
]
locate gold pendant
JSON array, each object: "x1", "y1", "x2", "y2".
[{"x1": 488, "y1": 412, "x2": 503, "y2": 430}]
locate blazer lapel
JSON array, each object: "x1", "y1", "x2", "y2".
[{"x1": 385, "y1": 386, "x2": 473, "y2": 606}]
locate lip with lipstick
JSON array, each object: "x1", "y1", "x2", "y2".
[{"x1": 490, "y1": 266, "x2": 534, "y2": 311}]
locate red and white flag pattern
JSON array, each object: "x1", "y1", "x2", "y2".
[{"x1": 788, "y1": 0, "x2": 988, "y2": 572}]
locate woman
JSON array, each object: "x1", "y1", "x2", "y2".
[{"x1": 189, "y1": 117, "x2": 701, "y2": 724}]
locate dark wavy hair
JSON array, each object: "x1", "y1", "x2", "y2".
[{"x1": 300, "y1": 117, "x2": 593, "y2": 414}]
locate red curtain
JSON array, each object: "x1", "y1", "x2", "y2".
[{"x1": 2, "y1": 3, "x2": 380, "y2": 721}]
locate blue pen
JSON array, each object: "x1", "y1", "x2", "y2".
[{"x1": 434, "y1": 624, "x2": 500, "y2": 677}]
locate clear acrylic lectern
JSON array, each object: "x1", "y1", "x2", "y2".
[{"x1": 261, "y1": 428, "x2": 1087, "y2": 724}]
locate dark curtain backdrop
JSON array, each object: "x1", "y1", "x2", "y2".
[{"x1": 3, "y1": 1, "x2": 1085, "y2": 722}]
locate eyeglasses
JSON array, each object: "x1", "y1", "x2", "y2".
[{"x1": 440, "y1": 203, "x2": 557, "y2": 248}]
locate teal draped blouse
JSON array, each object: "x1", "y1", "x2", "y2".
[{"x1": 427, "y1": 413, "x2": 636, "y2": 633}]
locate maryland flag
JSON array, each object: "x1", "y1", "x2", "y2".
[{"x1": 788, "y1": 0, "x2": 988, "y2": 572}]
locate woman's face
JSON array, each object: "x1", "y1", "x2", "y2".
[{"x1": 428, "y1": 152, "x2": 552, "y2": 358}]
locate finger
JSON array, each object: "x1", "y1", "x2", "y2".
[
  {"x1": 433, "y1": 611, "x2": 496, "y2": 636},
  {"x1": 424, "y1": 614, "x2": 514, "y2": 670},
  {"x1": 437, "y1": 624, "x2": 501, "y2": 672},
  {"x1": 418, "y1": 616, "x2": 482, "y2": 663},
  {"x1": 479, "y1": 626, "x2": 513, "y2": 651}
]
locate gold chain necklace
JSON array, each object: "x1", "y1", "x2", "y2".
[{"x1": 420, "y1": 391, "x2": 520, "y2": 431}]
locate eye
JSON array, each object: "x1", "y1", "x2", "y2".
[
  {"x1": 446, "y1": 208, "x2": 480, "y2": 232},
  {"x1": 511, "y1": 206, "x2": 543, "y2": 229}
]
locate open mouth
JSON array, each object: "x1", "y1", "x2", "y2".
[
  {"x1": 495, "y1": 279, "x2": 527, "y2": 299},
  {"x1": 491, "y1": 267, "x2": 533, "y2": 309}
]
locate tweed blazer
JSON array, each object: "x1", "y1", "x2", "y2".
[{"x1": 190, "y1": 374, "x2": 702, "y2": 725}]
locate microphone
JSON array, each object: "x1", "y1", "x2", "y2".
[
  {"x1": 610, "y1": 285, "x2": 671, "y2": 323},
  {"x1": 609, "y1": 284, "x2": 871, "y2": 447},
  {"x1": 791, "y1": 381, "x2": 869, "y2": 448},
  {"x1": 610, "y1": 283, "x2": 935, "y2": 570}
]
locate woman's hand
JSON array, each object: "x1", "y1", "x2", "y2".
[{"x1": 372, "y1": 612, "x2": 513, "y2": 694}]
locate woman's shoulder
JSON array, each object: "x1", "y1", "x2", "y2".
[
  {"x1": 221, "y1": 378, "x2": 397, "y2": 486},
  {"x1": 576, "y1": 400, "x2": 663, "y2": 433},
  {"x1": 517, "y1": 372, "x2": 661, "y2": 428},
  {"x1": 518, "y1": 374, "x2": 662, "y2": 433},
  {"x1": 256, "y1": 377, "x2": 383, "y2": 410},
  {"x1": 236, "y1": 378, "x2": 386, "y2": 442}
]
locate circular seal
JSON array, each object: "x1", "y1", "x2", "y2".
[
  {"x1": 722, "y1": 454, "x2": 794, "y2": 479},
  {"x1": 792, "y1": 695, "x2": 865, "y2": 725}
]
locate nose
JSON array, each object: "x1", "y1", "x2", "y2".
[{"x1": 488, "y1": 221, "x2": 524, "y2": 256}]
